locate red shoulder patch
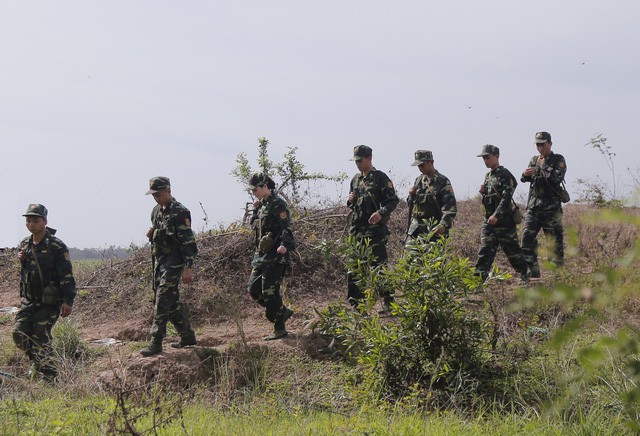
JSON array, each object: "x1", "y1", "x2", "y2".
[{"x1": 279, "y1": 211, "x2": 288, "y2": 220}]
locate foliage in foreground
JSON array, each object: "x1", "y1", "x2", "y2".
[{"x1": 316, "y1": 233, "x2": 493, "y2": 406}]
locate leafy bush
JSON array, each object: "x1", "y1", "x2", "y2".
[{"x1": 316, "y1": 233, "x2": 491, "y2": 405}]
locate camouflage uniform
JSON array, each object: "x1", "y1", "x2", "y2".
[
  {"x1": 406, "y1": 151, "x2": 457, "y2": 243},
  {"x1": 347, "y1": 145, "x2": 399, "y2": 306},
  {"x1": 474, "y1": 146, "x2": 529, "y2": 281},
  {"x1": 14, "y1": 204, "x2": 77, "y2": 379},
  {"x1": 521, "y1": 132, "x2": 567, "y2": 274},
  {"x1": 248, "y1": 174, "x2": 295, "y2": 336},
  {"x1": 147, "y1": 179, "x2": 197, "y2": 347}
]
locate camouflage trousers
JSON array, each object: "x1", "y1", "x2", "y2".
[
  {"x1": 13, "y1": 303, "x2": 60, "y2": 377},
  {"x1": 150, "y1": 261, "x2": 193, "y2": 341},
  {"x1": 475, "y1": 223, "x2": 528, "y2": 280},
  {"x1": 248, "y1": 262, "x2": 290, "y2": 326},
  {"x1": 521, "y1": 207, "x2": 564, "y2": 269},
  {"x1": 348, "y1": 234, "x2": 392, "y2": 307}
]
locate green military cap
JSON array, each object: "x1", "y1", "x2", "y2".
[
  {"x1": 23, "y1": 203, "x2": 48, "y2": 219},
  {"x1": 477, "y1": 144, "x2": 500, "y2": 157},
  {"x1": 535, "y1": 131, "x2": 551, "y2": 144},
  {"x1": 146, "y1": 176, "x2": 171, "y2": 195},
  {"x1": 350, "y1": 144, "x2": 373, "y2": 161},
  {"x1": 246, "y1": 173, "x2": 273, "y2": 191},
  {"x1": 411, "y1": 150, "x2": 433, "y2": 166}
]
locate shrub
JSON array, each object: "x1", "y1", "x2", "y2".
[{"x1": 316, "y1": 233, "x2": 492, "y2": 405}]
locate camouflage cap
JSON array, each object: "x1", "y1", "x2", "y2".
[
  {"x1": 146, "y1": 176, "x2": 171, "y2": 195},
  {"x1": 246, "y1": 173, "x2": 272, "y2": 191},
  {"x1": 477, "y1": 144, "x2": 500, "y2": 157},
  {"x1": 535, "y1": 131, "x2": 551, "y2": 144},
  {"x1": 23, "y1": 203, "x2": 48, "y2": 219},
  {"x1": 411, "y1": 150, "x2": 434, "y2": 166},
  {"x1": 350, "y1": 145, "x2": 372, "y2": 161}
]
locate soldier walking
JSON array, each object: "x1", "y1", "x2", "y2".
[
  {"x1": 247, "y1": 173, "x2": 296, "y2": 340},
  {"x1": 474, "y1": 145, "x2": 529, "y2": 283},
  {"x1": 141, "y1": 177, "x2": 197, "y2": 357},
  {"x1": 14, "y1": 204, "x2": 77, "y2": 381},
  {"x1": 347, "y1": 145, "x2": 399, "y2": 311},
  {"x1": 520, "y1": 131, "x2": 567, "y2": 277},
  {"x1": 406, "y1": 150, "x2": 457, "y2": 244}
]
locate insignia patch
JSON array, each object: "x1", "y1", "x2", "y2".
[
  {"x1": 64, "y1": 252, "x2": 70, "y2": 261},
  {"x1": 185, "y1": 218, "x2": 191, "y2": 227},
  {"x1": 559, "y1": 162, "x2": 565, "y2": 168},
  {"x1": 387, "y1": 181, "x2": 394, "y2": 189},
  {"x1": 41, "y1": 250, "x2": 48, "y2": 253},
  {"x1": 279, "y1": 211, "x2": 287, "y2": 219}
]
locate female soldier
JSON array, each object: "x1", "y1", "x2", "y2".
[
  {"x1": 14, "y1": 204, "x2": 77, "y2": 381},
  {"x1": 247, "y1": 174, "x2": 295, "y2": 340}
]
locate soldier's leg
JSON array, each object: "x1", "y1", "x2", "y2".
[
  {"x1": 149, "y1": 264, "x2": 181, "y2": 341},
  {"x1": 474, "y1": 224, "x2": 498, "y2": 280},
  {"x1": 498, "y1": 227, "x2": 529, "y2": 279},
  {"x1": 261, "y1": 263, "x2": 287, "y2": 323},
  {"x1": 13, "y1": 305, "x2": 36, "y2": 356},
  {"x1": 371, "y1": 237, "x2": 392, "y2": 305},
  {"x1": 542, "y1": 208, "x2": 564, "y2": 266},
  {"x1": 521, "y1": 210, "x2": 543, "y2": 275},
  {"x1": 248, "y1": 266, "x2": 268, "y2": 308}
]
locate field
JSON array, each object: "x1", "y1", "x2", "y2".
[{"x1": 1, "y1": 200, "x2": 639, "y2": 434}]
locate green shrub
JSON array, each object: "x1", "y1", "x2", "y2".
[{"x1": 317, "y1": 234, "x2": 492, "y2": 405}]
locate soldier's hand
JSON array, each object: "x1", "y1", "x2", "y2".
[
  {"x1": 408, "y1": 186, "x2": 417, "y2": 196},
  {"x1": 182, "y1": 267, "x2": 194, "y2": 284},
  {"x1": 523, "y1": 167, "x2": 536, "y2": 177},
  {"x1": 487, "y1": 215, "x2": 498, "y2": 225},
  {"x1": 435, "y1": 225, "x2": 446, "y2": 235},
  {"x1": 348, "y1": 191, "x2": 356, "y2": 204},
  {"x1": 17, "y1": 250, "x2": 26, "y2": 262},
  {"x1": 146, "y1": 227, "x2": 154, "y2": 239},
  {"x1": 60, "y1": 303, "x2": 73, "y2": 318},
  {"x1": 368, "y1": 211, "x2": 382, "y2": 225},
  {"x1": 479, "y1": 185, "x2": 485, "y2": 194},
  {"x1": 253, "y1": 199, "x2": 262, "y2": 209},
  {"x1": 276, "y1": 245, "x2": 287, "y2": 255}
]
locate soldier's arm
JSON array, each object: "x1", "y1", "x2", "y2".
[
  {"x1": 175, "y1": 210, "x2": 198, "y2": 267},
  {"x1": 377, "y1": 173, "x2": 399, "y2": 219},
  {"x1": 273, "y1": 201, "x2": 295, "y2": 251},
  {"x1": 52, "y1": 241, "x2": 77, "y2": 307},
  {"x1": 494, "y1": 173, "x2": 516, "y2": 221},
  {"x1": 521, "y1": 157, "x2": 537, "y2": 182},
  {"x1": 347, "y1": 177, "x2": 357, "y2": 207},
  {"x1": 439, "y1": 181, "x2": 457, "y2": 229},
  {"x1": 542, "y1": 155, "x2": 567, "y2": 185}
]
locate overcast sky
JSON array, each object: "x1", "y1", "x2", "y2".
[{"x1": 1, "y1": 1, "x2": 638, "y2": 249}]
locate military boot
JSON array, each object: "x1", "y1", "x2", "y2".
[
  {"x1": 140, "y1": 338, "x2": 163, "y2": 357},
  {"x1": 264, "y1": 308, "x2": 293, "y2": 341},
  {"x1": 170, "y1": 330, "x2": 197, "y2": 349},
  {"x1": 529, "y1": 264, "x2": 541, "y2": 278}
]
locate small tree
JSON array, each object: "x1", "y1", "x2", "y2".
[{"x1": 231, "y1": 137, "x2": 347, "y2": 206}]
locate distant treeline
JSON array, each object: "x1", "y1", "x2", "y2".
[{"x1": 69, "y1": 246, "x2": 130, "y2": 260}]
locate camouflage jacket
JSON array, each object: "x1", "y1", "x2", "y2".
[
  {"x1": 18, "y1": 231, "x2": 77, "y2": 306},
  {"x1": 407, "y1": 170, "x2": 457, "y2": 234},
  {"x1": 481, "y1": 166, "x2": 518, "y2": 226},
  {"x1": 348, "y1": 168, "x2": 399, "y2": 236},
  {"x1": 521, "y1": 152, "x2": 567, "y2": 210},
  {"x1": 250, "y1": 193, "x2": 295, "y2": 266},
  {"x1": 149, "y1": 197, "x2": 197, "y2": 267}
]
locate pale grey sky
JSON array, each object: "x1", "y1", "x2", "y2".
[{"x1": 1, "y1": 1, "x2": 638, "y2": 248}]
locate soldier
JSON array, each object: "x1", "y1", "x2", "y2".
[
  {"x1": 247, "y1": 173, "x2": 295, "y2": 340},
  {"x1": 474, "y1": 145, "x2": 529, "y2": 283},
  {"x1": 140, "y1": 177, "x2": 197, "y2": 357},
  {"x1": 14, "y1": 204, "x2": 77, "y2": 381},
  {"x1": 520, "y1": 131, "x2": 567, "y2": 277},
  {"x1": 347, "y1": 145, "x2": 399, "y2": 311},
  {"x1": 406, "y1": 150, "x2": 457, "y2": 243}
]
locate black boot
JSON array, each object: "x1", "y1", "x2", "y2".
[
  {"x1": 140, "y1": 337, "x2": 163, "y2": 357},
  {"x1": 170, "y1": 330, "x2": 197, "y2": 349},
  {"x1": 264, "y1": 308, "x2": 293, "y2": 341}
]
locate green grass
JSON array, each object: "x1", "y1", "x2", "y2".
[{"x1": 0, "y1": 392, "x2": 629, "y2": 435}]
